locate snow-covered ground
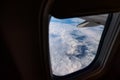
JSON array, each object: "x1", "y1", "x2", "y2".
[{"x1": 49, "y1": 17, "x2": 104, "y2": 76}]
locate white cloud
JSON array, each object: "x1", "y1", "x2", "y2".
[{"x1": 49, "y1": 17, "x2": 104, "y2": 76}]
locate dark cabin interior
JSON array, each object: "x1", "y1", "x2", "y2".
[{"x1": 1, "y1": 0, "x2": 120, "y2": 80}]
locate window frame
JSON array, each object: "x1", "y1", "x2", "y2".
[{"x1": 41, "y1": 0, "x2": 120, "y2": 79}]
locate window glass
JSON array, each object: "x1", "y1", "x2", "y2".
[{"x1": 49, "y1": 14, "x2": 108, "y2": 76}]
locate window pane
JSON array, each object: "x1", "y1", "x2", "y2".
[{"x1": 49, "y1": 14, "x2": 108, "y2": 76}]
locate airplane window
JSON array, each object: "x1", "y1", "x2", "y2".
[{"x1": 49, "y1": 14, "x2": 108, "y2": 76}]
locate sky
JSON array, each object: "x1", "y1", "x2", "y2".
[{"x1": 49, "y1": 17, "x2": 104, "y2": 76}]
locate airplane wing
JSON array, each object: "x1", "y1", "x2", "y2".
[{"x1": 77, "y1": 14, "x2": 108, "y2": 28}]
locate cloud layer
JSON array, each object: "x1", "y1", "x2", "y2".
[{"x1": 49, "y1": 17, "x2": 104, "y2": 76}]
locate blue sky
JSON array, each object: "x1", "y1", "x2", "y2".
[{"x1": 51, "y1": 17, "x2": 85, "y2": 26}]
